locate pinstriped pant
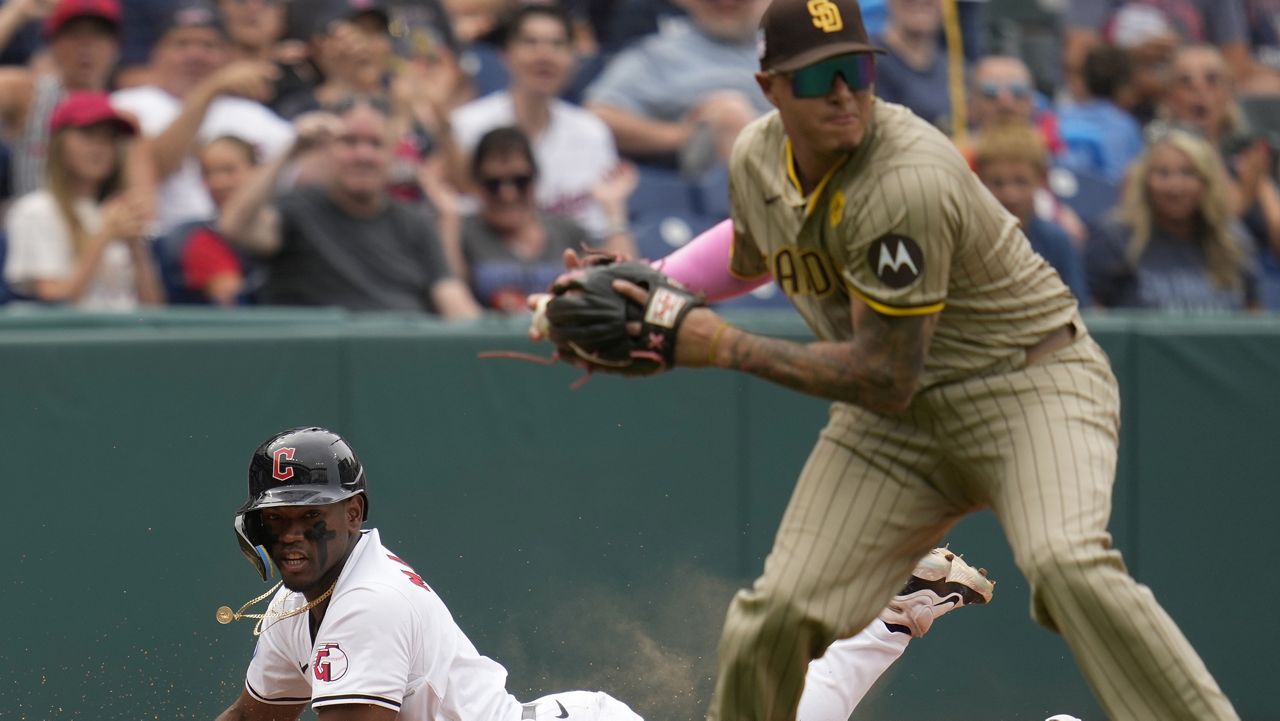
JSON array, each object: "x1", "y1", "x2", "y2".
[{"x1": 707, "y1": 335, "x2": 1237, "y2": 721}]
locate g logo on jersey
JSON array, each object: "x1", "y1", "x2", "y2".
[
  {"x1": 313, "y1": 642, "x2": 348, "y2": 682},
  {"x1": 807, "y1": 0, "x2": 843, "y2": 32},
  {"x1": 272, "y1": 447, "x2": 296, "y2": 481},
  {"x1": 867, "y1": 234, "x2": 924, "y2": 289}
]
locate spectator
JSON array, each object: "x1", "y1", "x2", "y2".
[
  {"x1": 110, "y1": 0, "x2": 293, "y2": 234},
  {"x1": 176, "y1": 135, "x2": 258, "y2": 305},
  {"x1": 3, "y1": 92, "x2": 163, "y2": 309},
  {"x1": 218, "y1": 99, "x2": 481, "y2": 317},
  {"x1": 0, "y1": 0, "x2": 122, "y2": 198},
  {"x1": 584, "y1": 0, "x2": 769, "y2": 169},
  {"x1": 451, "y1": 4, "x2": 634, "y2": 254},
  {"x1": 1163, "y1": 45, "x2": 1280, "y2": 244},
  {"x1": 276, "y1": 0, "x2": 393, "y2": 118},
  {"x1": 1057, "y1": 43, "x2": 1144, "y2": 183},
  {"x1": 872, "y1": 0, "x2": 951, "y2": 130},
  {"x1": 973, "y1": 122, "x2": 1090, "y2": 302},
  {"x1": 1244, "y1": 0, "x2": 1280, "y2": 88},
  {"x1": 1063, "y1": 0, "x2": 1280, "y2": 103},
  {"x1": 217, "y1": 0, "x2": 287, "y2": 64},
  {"x1": 968, "y1": 55, "x2": 1061, "y2": 154},
  {"x1": 966, "y1": 56, "x2": 1085, "y2": 245},
  {"x1": 1088, "y1": 126, "x2": 1258, "y2": 311},
  {"x1": 112, "y1": 0, "x2": 175, "y2": 88},
  {"x1": 458, "y1": 126, "x2": 637, "y2": 312}
]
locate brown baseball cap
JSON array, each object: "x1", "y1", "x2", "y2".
[{"x1": 758, "y1": 0, "x2": 883, "y2": 73}]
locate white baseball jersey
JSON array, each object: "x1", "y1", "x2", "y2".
[{"x1": 244, "y1": 529, "x2": 524, "y2": 719}]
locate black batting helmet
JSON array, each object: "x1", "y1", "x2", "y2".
[{"x1": 234, "y1": 427, "x2": 368, "y2": 580}]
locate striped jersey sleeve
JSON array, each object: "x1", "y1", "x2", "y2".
[{"x1": 838, "y1": 165, "x2": 960, "y2": 315}]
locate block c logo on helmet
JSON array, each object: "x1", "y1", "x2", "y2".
[{"x1": 272, "y1": 447, "x2": 296, "y2": 481}]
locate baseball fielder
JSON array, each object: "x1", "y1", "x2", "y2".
[
  {"x1": 526, "y1": 0, "x2": 1238, "y2": 718},
  {"x1": 215, "y1": 428, "x2": 998, "y2": 721}
]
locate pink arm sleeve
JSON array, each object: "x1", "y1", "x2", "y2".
[{"x1": 652, "y1": 219, "x2": 772, "y2": 302}]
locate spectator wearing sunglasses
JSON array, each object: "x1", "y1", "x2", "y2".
[
  {"x1": 450, "y1": 4, "x2": 633, "y2": 255},
  {"x1": 1056, "y1": 44, "x2": 1144, "y2": 183},
  {"x1": 965, "y1": 56, "x2": 1086, "y2": 245},
  {"x1": 869, "y1": 0, "x2": 951, "y2": 131},
  {"x1": 217, "y1": 98, "x2": 482, "y2": 317},
  {"x1": 459, "y1": 126, "x2": 593, "y2": 312}
]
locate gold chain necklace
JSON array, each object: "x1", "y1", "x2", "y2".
[{"x1": 216, "y1": 580, "x2": 338, "y2": 636}]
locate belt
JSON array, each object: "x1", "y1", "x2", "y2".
[{"x1": 1024, "y1": 321, "x2": 1077, "y2": 367}]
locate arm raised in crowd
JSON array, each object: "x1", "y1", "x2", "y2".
[
  {"x1": 217, "y1": 112, "x2": 340, "y2": 256},
  {"x1": 150, "y1": 60, "x2": 279, "y2": 180}
]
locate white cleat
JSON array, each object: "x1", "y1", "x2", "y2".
[{"x1": 877, "y1": 547, "x2": 995, "y2": 637}]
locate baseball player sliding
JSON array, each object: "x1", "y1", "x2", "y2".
[
  {"x1": 214, "y1": 428, "x2": 996, "y2": 721},
  {"x1": 523, "y1": 0, "x2": 1238, "y2": 718}
]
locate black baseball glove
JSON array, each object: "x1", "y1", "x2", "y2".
[{"x1": 544, "y1": 261, "x2": 705, "y2": 375}]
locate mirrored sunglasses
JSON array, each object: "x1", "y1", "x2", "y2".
[
  {"x1": 979, "y1": 81, "x2": 1031, "y2": 100},
  {"x1": 787, "y1": 53, "x2": 877, "y2": 99}
]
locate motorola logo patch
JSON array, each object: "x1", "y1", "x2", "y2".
[{"x1": 867, "y1": 234, "x2": 924, "y2": 289}]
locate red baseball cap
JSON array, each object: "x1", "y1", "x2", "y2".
[
  {"x1": 49, "y1": 92, "x2": 137, "y2": 136},
  {"x1": 43, "y1": 0, "x2": 122, "y2": 39}
]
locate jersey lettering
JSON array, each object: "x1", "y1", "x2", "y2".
[
  {"x1": 388, "y1": 553, "x2": 434, "y2": 592},
  {"x1": 272, "y1": 447, "x2": 296, "y2": 481},
  {"x1": 771, "y1": 246, "x2": 838, "y2": 297}
]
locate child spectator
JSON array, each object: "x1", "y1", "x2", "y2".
[
  {"x1": 1088, "y1": 127, "x2": 1259, "y2": 311},
  {"x1": 974, "y1": 123, "x2": 1090, "y2": 303},
  {"x1": 179, "y1": 135, "x2": 258, "y2": 305},
  {"x1": 3, "y1": 92, "x2": 162, "y2": 309}
]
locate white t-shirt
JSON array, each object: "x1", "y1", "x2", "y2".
[
  {"x1": 244, "y1": 529, "x2": 524, "y2": 720},
  {"x1": 110, "y1": 85, "x2": 294, "y2": 233},
  {"x1": 3, "y1": 190, "x2": 139, "y2": 310},
  {"x1": 451, "y1": 92, "x2": 618, "y2": 239}
]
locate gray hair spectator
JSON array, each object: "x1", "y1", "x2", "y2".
[
  {"x1": 110, "y1": 0, "x2": 294, "y2": 233},
  {"x1": 0, "y1": 0, "x2": 122, "y2": 198},
  {"x1": 217, "y1": 98, "x2": 482, "y2": 317},
  {"x1": 3, "y1": 92, "x2": 163, "y2": 309}
]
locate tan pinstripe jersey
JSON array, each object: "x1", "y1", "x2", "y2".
[{"x1": 728, "y1": 100, "x2": 1079, "y2": 387}]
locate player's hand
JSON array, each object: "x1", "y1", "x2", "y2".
[
  {"x1": 204, "y1": 60, "x2": 279, "y2": 102},
  {"x1": 611, "y1": 278, "x2": 726, "y2": 368}
]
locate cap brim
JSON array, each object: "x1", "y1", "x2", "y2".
[{"x1": 769, "y1": 43, "x2": 885, "y2": 73}]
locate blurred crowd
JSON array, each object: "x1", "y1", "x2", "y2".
[{"x1": 1, "y1": 0, "x2": 1278, "y2": 315}]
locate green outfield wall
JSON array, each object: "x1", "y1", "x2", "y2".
[{"x1": 1, "y1": 308, "x2": 1275, "y2": 721}]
